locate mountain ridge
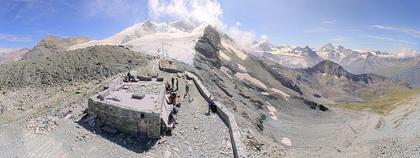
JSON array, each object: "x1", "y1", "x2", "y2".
[{"x1": 22, "y1": 35, "x2": 90, "y2": 60}]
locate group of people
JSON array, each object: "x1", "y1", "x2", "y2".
[
  {"x1": 164, "y1": 74, "x2": 218, "y2": 132},
  {"x1": 165, "y1": 76, "x2": 182, "y2": 129},
  {"x1": 164, "y1": 75, "x2": 195, "y2": 128}
]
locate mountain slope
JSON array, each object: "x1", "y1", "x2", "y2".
[
  {"x1": 69, "y1": 20, "x2": 206, "y2": 65},
  {"x1": 0, "y1": 45, "x2": 149, "y2": 89},
  {"x1": 394, "y1": 63, "x2": 420, "y2": 87},
  {"x1": 0, "y1": 48, "x2": 29, "y2": 64},
  {"x1": 22, "y1": 36, "x2": 90, "y2": 60},
  {"x1": 261, "y1": 59, "x2": 398, "y2": 103}
]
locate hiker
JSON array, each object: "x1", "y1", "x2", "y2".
[
  {"x1": 167, "y1": 92, "x2": 177, "y2": 105},
  {"x1": 184, "y1": 82, "x2": 190, "y2": 99},
  {"x1": 171, "y1": 77, "x2": 175, "y2": 89},
  {"x1": 175, "y1": 78, "x2": 179, "y2": 91},
  {"x1": 168, "y1": 111, "x2": 176, "y2": 128},
  {"x1": 172, "y1": 106, "x2": 178, "y2": 115},
  {"x1": 208, "y1": 97, "x2": 217, "y2": 114},
  {"x1": 175, "y1": 95, "x2": 181, "y2": 108},
  {"x1": 165, "y1": 81, "x2": 171, "y2": 92},
  {"x1": 126, "y1": 72, "x2": 136, "y2": 82}
]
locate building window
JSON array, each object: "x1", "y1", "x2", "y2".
[{"x1": 141, "y1": 113, "x2": 145, "y2": 118}]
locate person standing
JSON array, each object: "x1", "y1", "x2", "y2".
[
  {"x1": 175, "y1": 78, "x2": 179, "y2": 91},
  {"x1": 171, "y1": 77, "x2": 175, "y2": 90},
  {"x1": 184, "y1": 82, "x2": 190, "y2": 99}
]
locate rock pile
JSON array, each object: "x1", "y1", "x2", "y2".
[{"x1": 27, "y1": 116, "x2": 59, "y2": 135}]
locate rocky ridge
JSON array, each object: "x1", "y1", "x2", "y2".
[{"x1": 22, "y1": 35, "x2": 90, "y2": 60}]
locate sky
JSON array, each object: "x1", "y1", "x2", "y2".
[{"x1": 0, "y1": 0, "x2": 419, "y2": 52}]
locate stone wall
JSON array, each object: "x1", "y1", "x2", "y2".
[
  {"x1": 159, "y1": 60, "x2": 182, "y2": 73},
  {"x1": 88, "y1": 98, "x2": 161, "y2": 138},
  {"x1": 185, "y1": 71, "x2": 247, "y2": 158}
]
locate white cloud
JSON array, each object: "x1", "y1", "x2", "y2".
[
  {"x1": 392, "y1": 48, "x2": 420, "y2": 58},
  {"x1": 329, "y1": 37, "x2": 346, "y2": 42},
  {"x1": 147, "y1": 0, "x2": 258, "y2": 48},
  {"x1": 260, "y1": 35, "x2": 268, "y2": 41},
  {"x1": 322, "y1": 20, "x2": 335, "y2": 24},
  {"x1": 227, "y1": 22, "x2": 255, "y2": 48},
  {"x1": 366, "y1": 35, "x2": 416, "y2": 45},
  {"x1": 304, "y1": 27, "x2": 329, "y2": 33},
  {"x1": 148, "y1": 0, "x2": 224, "y2": 29},
  {"x1": 1, "y1": 0, "x2": 58, "y2": 23},
  {"x1": 401, "y1": 28, "x2": 420, "y2": 39},
  {"x1": 0, "y1": 33, "x2": 32, "y2": 42},
  {"x1": 371, "y1": 24, "x2": 420, "y2": 39},
  {"x1": 370, "y1": 25, "x2": 393, "y2": 30}
]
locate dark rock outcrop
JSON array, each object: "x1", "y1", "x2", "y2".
[
  {"x1": 258, "y1": 60, "x2": 303, "y2": 95},
  {"x1": 194, "y1": 26, "x2": 222, "y2": 68},
  {"x1": 306, "y1": 60, "x2": 388, "y2": 84},
  {"x1": 304, "y1": 99, "x2": 329, "y2": 111}
]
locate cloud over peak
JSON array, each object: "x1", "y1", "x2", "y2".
[
  {"x1": 147, "y1": 0, "x2": 257, "y2": 48},
  {"x1": 148, "y1": 0, "x2": 224, "y2": 29}
]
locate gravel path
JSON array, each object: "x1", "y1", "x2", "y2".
[{"x1": 143, "y1": 77, "x2": 233, "y2": 157}]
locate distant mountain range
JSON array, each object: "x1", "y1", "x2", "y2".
[
  {"x1": 254, "y1": 40, "x2": 420, "y2": 87},
  {"x1": 0, "y1": 48, "x2": 29, "y2": 64},
  {"x1": 5, "y1": 19, "x2": 419, "y2": 90},
  {"x1": 261, "y1": 59, "x2": 397, "y2": 103}
]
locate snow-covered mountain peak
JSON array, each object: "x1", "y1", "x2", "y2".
[
  {"x1": 255, "y1": 39, "x2": 275, "y2": 52},
  {"x1": 68, "y1": 20, "x2": 217, "y2": 65},
  {"x1": 320, "y1": 43, "x2": 335, "y2": 51}
]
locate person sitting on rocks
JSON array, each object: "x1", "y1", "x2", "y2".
[
  {"x1": 165, "y1": 81, "x2": 171, "y2": 92},
  {"x1": 167, "y1": 92, "x2": 177, "y2": 105},
  {"x1": 125, "y1": 72, "x2": 136, "y2": 82},
  {"x1": 175, "y1": 95, "x2": 181, "y2": 108},
  {"x1": 208, "y1": 97, "x2": 217, "y2": 114},
  {"x1": 168, "y1": 111, "x2": 176, "y2": 129}
]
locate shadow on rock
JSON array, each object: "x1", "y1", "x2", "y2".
[{"x1": 76, "y1": 114, "x2": 158, "y2": 153}]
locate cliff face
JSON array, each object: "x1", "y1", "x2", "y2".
[{"x1": 194, "y1": 26, "x2": 222, "y2": 68}]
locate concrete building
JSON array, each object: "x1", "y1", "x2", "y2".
[{"x1": 88, "y1": 76, "x2": 172, "y2": 138}]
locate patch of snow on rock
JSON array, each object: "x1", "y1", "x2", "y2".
[{"x1": 234, "y1": 72, "x2": 267, "y2": 89}]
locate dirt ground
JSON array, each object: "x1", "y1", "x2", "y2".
[{"x1": 0, "y1": 61, "x2": 233, "y2": 158}]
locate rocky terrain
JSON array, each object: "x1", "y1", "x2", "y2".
[
  {"x1": 0, "y1": 45, "x2": 147, "y2": 89},
  {"x1": 22, "y1": 36, "x2": 90, "y2": 60},
  {"x1": 0, "y1": 20, "x2": 419, "y2": 158},
  {"x1": 0, "y1": 45, "x2": 151, "y2": 123}
]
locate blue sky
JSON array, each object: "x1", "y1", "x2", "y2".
[{"x1": 0, "y1": 0, "x2": 419, "y2": 52}]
